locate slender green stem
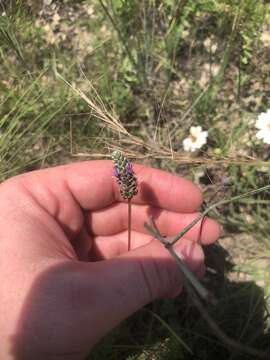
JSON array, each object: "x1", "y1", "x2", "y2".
[
  {"x1": 98, "y1": 0, "x2": 137, "y2": 71},
  {"x1": 145, "y1": 219, "x2": 270, "y2": 358},
  {"x1": 167, "y1": 244, "x2": 216, "y2": 303},
  {"x1": 183, "y1": 264, "x2": 270, "y2": 359},
  {"x1": 171, "y1": 184, "x2": 270, "y2": 246},
  {"x1": 145, "y1": 184, "x2": 270, "y2": 302},
  {"x1": 144, "y1": 309, "x2": 193, "y2": 355},
  {"x1": 144, "y1": 222, "x2": 215, "y2": 304},
  {"x1": 128, "y1": 199, "x2": 131, "y2": 251}
]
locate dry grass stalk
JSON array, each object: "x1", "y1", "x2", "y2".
[{"x1": 56, "y1": 70, "x2": 270, "y2": 168}]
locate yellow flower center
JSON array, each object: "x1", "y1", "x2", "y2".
[
  {"x1": 190, "y1": 134, "x2": 197, "y2": 143},
  {"x1": 268, "y1": 121, "x2": 270, "y2": 130}
]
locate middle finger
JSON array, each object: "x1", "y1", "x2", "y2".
[{"x1": 88, "y1": 203, "x2": 220, "y2": 245}]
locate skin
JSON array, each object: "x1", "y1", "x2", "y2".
[{"x1": 0, "y1": 161, "x2": 220, "y2": 360}]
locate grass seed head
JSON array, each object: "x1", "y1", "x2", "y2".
[{"x1": 112, "y1": 151, "x2": 138, "y2": 200}]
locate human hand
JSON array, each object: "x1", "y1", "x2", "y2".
[{"x1": 0, "y1": 161, "x2": 220, "y2": 359}]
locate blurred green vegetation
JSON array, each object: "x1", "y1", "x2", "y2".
[{"x1": 1, "y1": 0, "x2": 270, "y2": 358}]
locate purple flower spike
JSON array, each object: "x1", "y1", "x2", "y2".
[{"x1": 112, "y1": 151, "x2": 138, "y2": 200}]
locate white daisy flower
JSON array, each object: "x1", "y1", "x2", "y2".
[
  {"x1": 183, "y1": 126, "x2": 208, "y2": 152},
  {"x1": 255, "y1": 109, "x2": 270, "y2": 144}
]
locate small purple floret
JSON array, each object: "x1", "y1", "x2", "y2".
[
  {"x1": 113, "y1": 166, "x2": 121, "y2": 179},
  {"x1": 125, "y1": 163, "x2": 134, "y2": 176}
]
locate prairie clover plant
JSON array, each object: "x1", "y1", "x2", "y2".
[{"x1": 112, "y1": 151, "x2": 138, "y2": 251}]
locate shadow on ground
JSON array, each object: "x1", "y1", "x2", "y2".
[{"x1": 91, "y1": 243, "x2": 270, "y2": 360}]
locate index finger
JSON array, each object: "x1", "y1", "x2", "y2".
[{"x1": 14, "y1": 160, "x2": 203, "y2": 213}]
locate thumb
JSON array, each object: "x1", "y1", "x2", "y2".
[
  {"x1": 9, "y1": 239, "x2": 204, "y2": 360},
  {"x1": 80, "y1": 238, "x2": 204, "y2": 346}
]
